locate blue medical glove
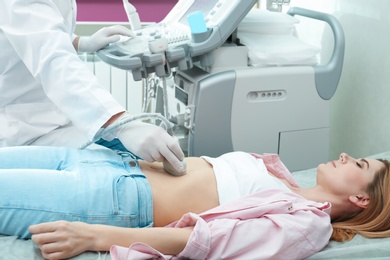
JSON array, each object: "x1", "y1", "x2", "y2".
[{"x1": 78, "y1": 25, "x2": 135, "y2": 53}]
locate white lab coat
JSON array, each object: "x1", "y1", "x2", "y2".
[{"x1": 0, "y1": 0, "x2": 125, "y2": 147}]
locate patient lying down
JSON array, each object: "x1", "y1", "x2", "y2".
[{"x1": 0, "y1": 146, "x2": 390, "y2": 259}]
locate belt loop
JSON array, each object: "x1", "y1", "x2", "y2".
[
  {"x1": 117, "y1": 151, "x2": 144, "y2": 176},
  {"x1": 117, "y1": 151, "x2": 136, "y2": 163}
]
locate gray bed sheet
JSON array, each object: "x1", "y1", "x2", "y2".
[
  {"x1": 0, "y1": 235, "x2": 110, "y2": 259},
  {"x1": 1, "y1": 151, "x2": 390, "y2": 259}
]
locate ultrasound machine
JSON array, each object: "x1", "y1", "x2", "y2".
[{"x1": 97, "y1": 0, "x2": 345, "y2": 171}]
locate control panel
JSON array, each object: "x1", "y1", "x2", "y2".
[{"x1": 97, "y1": 0, "x2": 258, "y2": 80}]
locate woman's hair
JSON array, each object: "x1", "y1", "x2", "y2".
[{"x1": 331, "y1": 158, "x2": 390, "y2": 242}]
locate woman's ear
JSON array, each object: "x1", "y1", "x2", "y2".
[{"x1": 349, "y1": 194, "x2": 370, "y2": 209}]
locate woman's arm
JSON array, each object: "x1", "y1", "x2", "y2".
[
  {"x1": 92, "y1": 223, "x2": 193, "y2": 254},
  {"x1": 29, "y1": 221, "x2": 193, "y2": 259}
]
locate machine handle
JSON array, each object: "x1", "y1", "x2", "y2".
[
  {"x1": 96, "y1": 48, "x2": 143, "y2": 71},
  {"x1": 287, "y1": 7, "x2": 345, "y2": 100}
]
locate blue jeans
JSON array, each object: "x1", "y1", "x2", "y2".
[{"x1": 0, "y1": 146, "x2": 153, "y2": 239}]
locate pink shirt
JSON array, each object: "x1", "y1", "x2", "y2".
[{"x1": 110, "y1": 154, "x2": 332, "y2": 259}]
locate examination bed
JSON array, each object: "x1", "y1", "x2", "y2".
[{"x1": 1, "y1": 150, "x2": 390, "y2": 259}]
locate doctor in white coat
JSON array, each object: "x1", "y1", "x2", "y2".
[{"x1": 0, "y1": 0, "x2": 185, "y2": 173}]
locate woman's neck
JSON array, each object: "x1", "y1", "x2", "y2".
[{"x1": 289, "y1": 186, "x2": 355, "y2": 220}]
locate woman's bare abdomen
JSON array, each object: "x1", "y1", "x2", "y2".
[{"x1": 140, "y1": 157, "x2": 219, "y2": 227}]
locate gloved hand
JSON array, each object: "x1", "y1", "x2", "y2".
[
  {"x1": 111, "y1": 120, "x2": 185, "y2": 174},
  {"x1": 78, "y1": 25, "x2": 135, "y2": 53}
]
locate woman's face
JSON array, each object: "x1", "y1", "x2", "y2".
[{"x1": 316, "y1": 153, "x2": 384, "y2": 197}]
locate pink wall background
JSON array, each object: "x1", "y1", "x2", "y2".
[{"x1": 77, "y1": 0, "x2": 177, "y2": 22}]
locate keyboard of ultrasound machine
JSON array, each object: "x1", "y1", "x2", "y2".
[{"x1": 116, "y1": 22, "x2": 192, "y2": 57}]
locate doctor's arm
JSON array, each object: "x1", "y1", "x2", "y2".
[{"x1": 29, "y1": 221, "x2": 193, "y2": 259}]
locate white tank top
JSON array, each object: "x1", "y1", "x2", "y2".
[{"x1": 202, "y1": 151, "x2": 290, "y2": 205}]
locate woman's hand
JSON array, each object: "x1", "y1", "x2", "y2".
[
  {"x1": 29, "y1": 220, "x2": 193, "y2": 259},
  {"x1": 29, "y1": 220, "x2": 96, "y2": 260}
]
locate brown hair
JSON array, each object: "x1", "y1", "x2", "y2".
[{"x1": 331, "y1": 158, "x2": 390, "y2": 242}]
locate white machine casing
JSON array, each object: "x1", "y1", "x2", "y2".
[
  {"x1": 170, "y1": 8, "x2": 344, "y2": 171},
  {"x1": 174, "y1": 45, "x2": 330, "y2": 171}
]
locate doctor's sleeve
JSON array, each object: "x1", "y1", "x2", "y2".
[{"x1": 0, "y1": 0, "x2": 124, "y2": 141}]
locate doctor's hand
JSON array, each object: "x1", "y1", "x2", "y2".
[
  {"x1": 116, "y1": 121, "x2": 186, "y2": 173},
  {"x1": 77, "y1": 25, "x2": 135, "y2": 53},
  {"x1": 29, "y1": 221, "x2": 94, "y2": 260}
]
